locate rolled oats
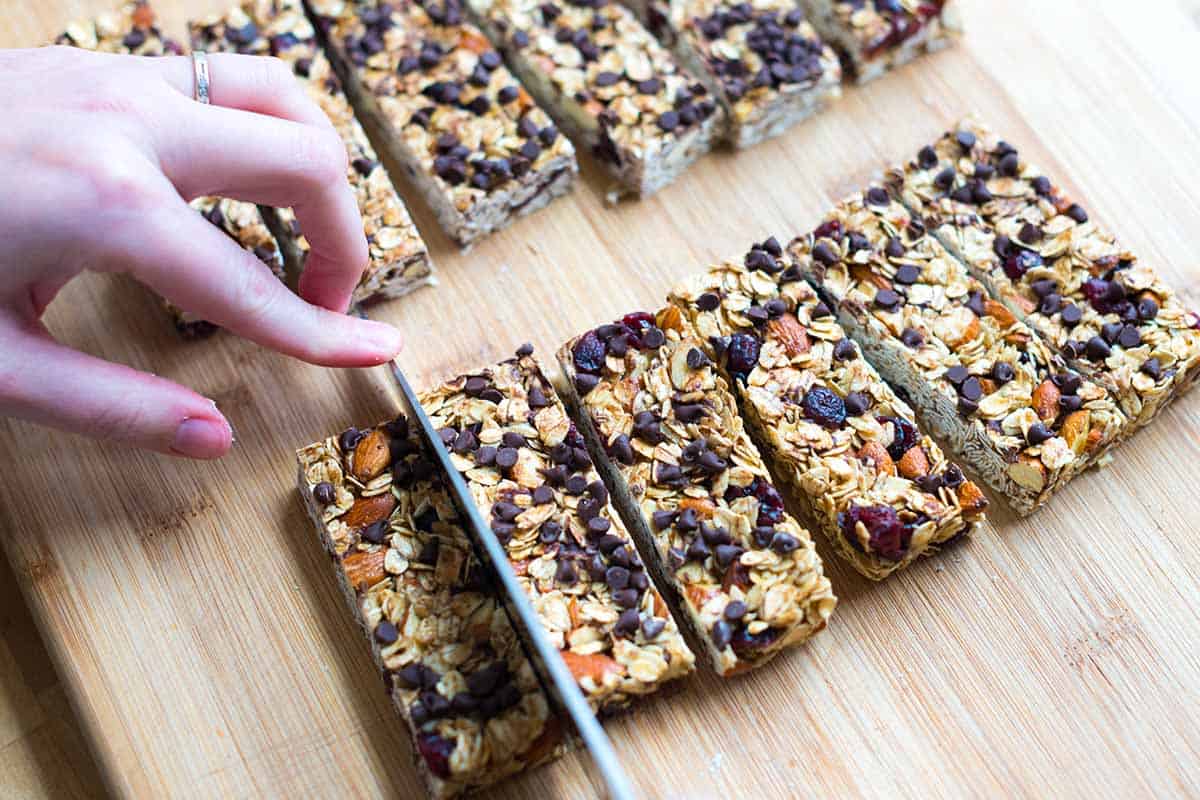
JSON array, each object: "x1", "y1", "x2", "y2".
[
  {"x1": 309, "y1": 0, "x2": 579, "y2": 247},
  {"x1": 56, "y1": 2, "x2": 285, "y2": 337},
  {"x1": 557, "y1": 310, "x2": 835, "y2": 675},
  {"x1": 466, "y1": 0, "x2": 721, "y2": 195},
  {"x1": 668, "y1": 243, "x2": 986, "y2": 580},
  {"x1": 797, "y1": 0, "x2": 960, "y2": 84},
  {"x1": 419, "y1": 347, "x2": 695, "y2": 711},
  {"x1": 626, "y1": 0, "x2": 841, "y2": 148},
  {"x1": 189, "y1": 0, "x2": 435, "y2": 305},
  {"x1": 791, "y1": 187, "x2": 1129, "y2": 515},
  {"x1": 888, "y1": 118, "x2": 1200, "y2": 431},
  {"x1": 297, "y1": 415, "x2": 565, "y2": 799}
]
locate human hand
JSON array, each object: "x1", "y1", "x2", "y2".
[{"x1": 0, "y1": 46, "x2": 403, "y2": 458}]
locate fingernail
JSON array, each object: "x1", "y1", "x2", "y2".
[{"x1": 171, "y1": 417, "x2": 231, "y2": 459}]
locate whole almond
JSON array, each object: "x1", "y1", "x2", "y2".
[
  {"x1": 1060, "y1": 410, "x2": 1091, "y2": 455},
  {"x1": 857, "y1": 441, "x2": 896, "y2": 476},
  {"x1": 341, "y1": 493, "x2": 396, "y2": 530},
  {"x1": 1008, "y1": 456, "x2": 1047, "y2": 491},
  {"x1": 985, "y1": 299, "x2": 1017, "y2": 328},
  {"x1": 897, "y1": 445, "x2": 930, "y2": 479},
  {"x1": 679, "y1": 496, "x2": 717, "y2": 518},
  {"x1": 656, "y1": 305, "x2": 684, "y2": 334},
  {"x1": 560, "y1": 651, "x2": 623, "y2": 684},
  {"x1": 768, "y1": 314, "x2": 811, "y2": 357},
  {"x1": 1031, "y1": 379, "x2": 1061, "y2": 422},
  {"x1": 956, "y1": 480, "x2": 989, "y2": 515},
  {"x1": 352, "y1": 429, "x2": 391, "y2": 482},
  {"x1": 343, "y1": 549, "x2": 387, "y2": 590}
]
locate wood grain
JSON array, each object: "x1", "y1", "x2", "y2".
[{"x1": 4, "y1": 0, "x2": 1200, "y2": 798}]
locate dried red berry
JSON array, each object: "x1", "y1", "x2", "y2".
[
  {"x1": 725, "y1": 333, "x2": 761, "y2": 378},
  {"x1": 752, "y1": 479, "x2": 785, "y2": 526},
  {"x1": 841, "y1": 504, "x2": 910, "y2": 561},
  {"x1": 417, "y1": 733, "x2": 455, "y2": 779},
  {"x1": 572, "y1": 330, "x2": 606, "y2": 373},
  {"x1": 803, "y1": 386, "x2": 846, "y2": 429},
  {"x1": 1003, "y1": 249, "x2": 1043, "y2": 280},
  {"x1": 880, "y1": 416, "x2": 919, "y2": 460}
]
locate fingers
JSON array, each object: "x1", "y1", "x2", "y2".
[
  {"x1": 0, "y1": 317, "x2": 231, "y2": 459},
  {"x1": 109, "y1": 197, "x2": 402, "y2": 366}
]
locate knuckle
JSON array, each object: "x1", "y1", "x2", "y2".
[
  {"x1": 80, "y1": 142, "x2": 161, "y2": 212},
  {"x1": 234, "y1": 259, "x2": 286, "y2": 323},
  {"x1": 257, "y1": 56, "x2": 296, "y2": 96}
]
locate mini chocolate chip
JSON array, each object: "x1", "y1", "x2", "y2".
[
  {"x1": 361, "y1": 520, "x2": 387, "y2": 545},
  {"x1": 1027, "y1": 422, "x2": 1054, "y2": 445},
  {"x1": 966, "y1": 291, "x2": 986, "y2": 317},
  {"x1": 1141, "y1": 357, "x2": 1163, "y2": 380},
  {"x1": 975, "y1": 161, "x2": 995, "y2": 180},
  {"x1": 844, "y1": 391, "x2": 871, "y2": 417},
  {"x1": 712, "y1": 619, "x2": 733, "y2": 650},
  {"x1": 1086, "y1": 336, "x2": 1112, "y2": 361},
  {"x1": 576, "y1": 373, "x2": 600, "y2": 395},
  {"x1": 812, "y1": 301, "x2": 831, "y2": 318},
  {"x1": 724, "y1": 601, "x2": 747, "y2": 621},
  {"x1": 540, "y1": 521, "x2": 562, "y2": 544},
  {"x1": 313, "y1": 482, "x2": 335, "y2": 504},
  {"x1": 957, "y1": 396, "x2": 979, "y2": 416},
  {"x1": 866, "y1": 186, "x2": 889, "y2": 206},
  {"x1": 641, "y1": 617, "x2": 666, "y2": 639},
  {"x1": 1137, "y1": 297, "x2": 1159, "y2": 320},
  {"x1": 658, "y1": 110, "x2": 680, "y2": 131},
  {"x1": 1117, "y1": 325, "x2": 1141, "y2": 349},
  {"x1": 1101, "y1": 321, "x2": 1123, "y2": 344},
  {"x1": 874, "y1": 289, "x2": 901, "y2": 309},
  {"x1": 1059, "y1": 394, "x2": 1082, "y2": 412},
  {"x1": 998, "y1": 151, "x2": 1020, "y2": 176},
  {"x1": 1060, "y1": 304, "x2": 1082, "y2": 326},
  {"x1": 955, "y1": 130, "x2": 976, "y2": 151},
  {"x1": 934, "y1": 166, "x2": 956, "y2": 191},
  {"x1": 894, "y1": 263, "x2": 921, "y2": 284},
  {"x1": 608, "y1": 433, "x2": 634, "y2": 464},
  {"x1": 374, "y1": 620, "x2": 398, "y2": 644},
  {"x1": 1066, "y1": 204, "x2": 1089, "y2": 224},
  {"x1": 917, "y1": 145, "x2": 938, "y2": 169},
  {"x1": 833, "y1": 339, "x2": 857, "y2": 361},
  {"x1": 532, "y1": 485, "x2": 555, "y2": 505},
  {"x1": 565, "y1": 475, "x2": 588, "y2": 495},
  {"x1": 991, "y1": 362, "x2": 1014, "y2": 384},
  {"x1": 900, "y1": 327, "x2": 924, "y2": 348},
  {"x1": 614, "y1": 608, "x2": 640, "y2": 637},
  {"x1": 812, "y1": 241, "x2": 838, "y2": 265},
  {"x1": 697, "y1": 292, "x2": 720, "y2": 311},
  {"x1": 960, "y1": 376, "x2": 983, "y2": 401},
  {"x1": 587, "y1": 517, "x2": 611, "y2": 536},
  {"x1": 555, "y1": 559, "x2": 577, "y2": 585},
  {"x1": 770, "y1": 532, "x2": 799, "y2": 554},
  {"x1": 1018, "y1": 223, "x2": 1042, "y2": 244},
  {"x1": 339, "y1": 427, "x2": 362, "y2": 452}
]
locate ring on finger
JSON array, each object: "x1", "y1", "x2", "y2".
[{"x1": 192, "y1": 51, "x2": 210, "y2": 105}]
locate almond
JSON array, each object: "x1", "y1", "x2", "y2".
[
  {"x1": 946, "y1": 314, "x2": 980, "y2": 348},
  {"x1": 343, "y1": 549, "x2": 386, "y2": 591},
  {"x1": 1060, "y1": 410, "x2": 1091, "y2": 455},
  {"x1": 851, "y1": 262, "x2": 890, "y2": 291},
  {"x1": 1008, "y1": 456, "x2": 1047, "y2": 491},
  {"x1": 686, "y1": 584, "x2": 718, "y2": 610},
  {"x1": 1085, "y1": 428, "x2": 1105, "y2": 454},
  {"x1": 897, "y1": 445, "x2": 930, "y2": 479},
  {"x1": 679, "y1": 496, "x2": 717, "y2": 518},
  {"x1": 131, "y1": 3, "x2": 155, "y2": 27},
  {"x1": 559, "y1": 651, "x2": 623, "y2": 685},
  {"x1": 1013, "y1": 294, "x2": 1037, "y2": 314},
  {"x1": 352, "y1": 429, "x2": 391, "y2": 482},
  {"x1": 1004, "y1": 329, "x2": 1032, "y2": 346},
  {"x1": 341, "y1": 493, "x2": 396, "y2": 530},
  {"x1": 979, "y1": 378, "x2": 998, "y2": 396},
  {"x1": 956, "y1": 480, "x2": 988, "y2": 515},
  {"x1": 768, "y1": 314, "x2": 811, "y2": 357},
  {"x1": 520, "y1": 716, "x2": 564, "y2": 765},
  {"x1": 984, "y1": 299, "x2": 1017, "y2": 328},
  {"x1": 1031, "y1": 379, "x2": 1061, "y2": 422},
  {"x1": 656, "y1": 305, "x2": 684, "y2": 334},
  {"x1": 857, "y1": 441, "x2": 896, "y2": 476},
  {"x1": 652, "y1": 590, "x2": 670, "y2": 618}
]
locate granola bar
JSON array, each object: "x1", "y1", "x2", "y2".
[
  {"x1": 56, "y1": 2, "x2": 285, "y2": 336},
  {"x1": 297, "y1": 416, "x2": 565, "y2": 798},
  {"x1": 628, "y1": 0, "x2": 841, "y2": 148},
  {"x1": 887, "y1": 118, "x2": 1200, "y2": 431},
  {"x1": 668, "y1": 243, "x2": 986, "y2": 579},
  {"x1": 466, "y1": 0, "x2": 721, "y2": 195},
  {"x1": 557, "y1": 310, "x2": 835, "y2": 675},
  {"x1": 790, "y1": 188, "x2": 1129, "y2": 514},
  {"x1": 419, "y1": 346, "x2": 694, "y2": 710},
  {"x1": 797, "y1": 0, "x2": 960, "y2": 84},
  {"x1": 188, "y1": 0, "x2": 436, "y2": 305},
  {"x1": 309, "y1": 0, "x2": 578, "y2": 247}
]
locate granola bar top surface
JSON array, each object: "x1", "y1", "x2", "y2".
[
  {"x1": 311, "y1": 0, "x2": 576, "y2": 213},
  {"x1": 888, "y1": 117, "x2": 1200, "y2": 426},
  {"x1": 669, "y1": 0, "x2": 840, "y2": 124},
  {"x1": 474, "y1": 0, "x2": 720, "y2": 160},
  {"x1": 791, "y1": 188, "x2": 1129, "y2": 499},
  {"x1": 297, "y1": 417, "x2": 563, "y2": 797},
  {"x1": 418, "y1": 347, "x2": 694, "y2": 710},
  {"x1": 821, "y1": 0, "x2": 950, "y2": 58},
  {"x1": 189, "y1": 0, "x2": 431, "y2": 295},
  {"x1": 561, "y1": 309, "x2": 835, "y2": 674},
  {"x1": 55, "y1": 0, "x2": 184, "y2": 54},
  {"x1": 669, "y1": 244, "x2": 985, "y2": 580}
]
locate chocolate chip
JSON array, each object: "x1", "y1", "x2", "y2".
[
  {"x1": 874, "y1": 289, "x2": 901, "y2": 309},
  {"x1": 575, "y1": 373, "x2": 599, "y2": 395},
  {"x1": 866, "y1": 186, "x2": 889, "y2": 206},
  {"x1": 955, "y1": 130, "x2": 977, "y2": 151},
  {"x1": 586, "y1": 517, "x2": 610, "y2": 537},
  {"x1": 712, "y1": 619, "x2": 733, "y2": 650},
  {"x1": 1058, "y1": 394, "x2": 1082, "y2": 413},
  {"x1": 957, "y1": 396, "x2": 979, "y2": 416},
  {"x1": 1138, "y1": 297, "x2": 1159, "y2": 320},
  {"x1": 723, "y1": 601, "x2": 747, "y2": 621},
  {"x1": 991, "y1": 362, "x2": 1014, "y2": 384},
  {"x1": 651, "y1": 510, "x2": 677, "y2": 531},
  {"x1": 833, "y1": 339, "x2": 857, "y2": 361},
  {"x1": 998, "y1": 151, "x2": 1020, "y2": 177},
  {"x1": 339, "y1": 427, "x2": 362, "y2": 452},
  {"x1": 1054, "y1": 372, "x2": 1082, "y2": 395},
  {"x1": 641, "y1": 617, "x2": 666, "y2": 639},
  {"x1": 811, "y1": 301, "x2": 831, "y2": 318},
  {"x1": 361, "y1": 520, "x2": 387, "y2": 545},
  {"x1": 966, "y1": 291, "x2": 987, "y2": 317},
  {"x1": 313, "y1": 482, "x2": 335, "y2": 504},
  {"x1": 900, "y1": 327, "x2": 924, "y2": 348},
  {"x1": 1066, "y1": 204, "x2": 1089, "y2": 224},
  {"x1": 1027, "y1": 422, "x2": 1054, "y2": 445},
  {"x1": 960, "y1": 376, "x2": 983, "y2": 401},
  {"x1": 893, "y1": 263, "x2": 921, "y2": 285},
  {"x1": 1085, "y1": 336, "x2": 1111, "y2": 361},
  {"x1": 1060, "y1": 303, "x2": 1082, "y2": 326},
  {"x1": 974, "y1": 161, "x2": 995, "y2": 181},
  {"x1": 934, "y1": 166, "x2": 956, "y2": 191},
  {"x1": 657, "y1": 110, "x2": 680, "y2": 131},
  {"x1": 1101, "y1": 321, "x2": 1123, "y2": 344},
  {"x1": 697, "y1": 292, "x2": 720, "y2": 311},
  {"x1": 1141, "y1": 357, "x2": 1162, "y2": 381},
  {"x1": 917, "y1": 145, "x2": 938, "y2": 169},
  {"x1": 1018, "y1": 223, "x2": 1042, "y2": 244},
  {"x1": 844, "y1": 391, "x2": 871, "y2": 417},
  {"x1": 614, "y1": 608, "x2": 640, "y2": 637},
  {"x1": 555, "y1": 559, "x2": 577, "y2": 585},
  {"x1": 1117, "y1": 325, "x2": 1141, "y2": 349},
  {"x1": 812, "y1": 241, "x2": 838, "y2": 265}
]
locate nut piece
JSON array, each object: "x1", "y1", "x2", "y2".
[
  {"x1": 1060, "y1": 410, "x2": 1091, "y2": 455},
  {"x1": 768, "y1": 314, "x2": 811, "y2": 357},
  {"x1": 559, "y1": 651, "x2": 623, "y2": 684},
  {"x1": 1031, "y1": 379, "x2": 1061, "y2": 423},
  {"x1": 984, "y1": 299, "x2": 1017, "y2": 328},
  {"x1": 1008, "y1": 456, "x2": 1047, "y2": 491},
  {"x1": 656, "y1": 305, "x2": 684, "y2": 334},
  {"x1": 342, "y1": 493, "x2": 396, "y2": 529},
  {"x1": 678, "y1": 496, "x2": 717, "y2": 518},
  {"x1": 956, "y1": 481, "x2": 988, "y2": 515},
  {"x1": 342, "y1": 548, "x2": 386, "y2": 590},
  {"x1": 857, "y1": 441, "x2": 896, "y2": 475},
  {"x1": 352, "y1": 429, "x2": 391, "y2": 481},
  {"x1": 897, "y1": 445, "x2": 930, "y2": 479}
]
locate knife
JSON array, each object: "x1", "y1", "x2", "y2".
[{"x1": 380, "y1": 352, "x2": 636, "y2": 800}]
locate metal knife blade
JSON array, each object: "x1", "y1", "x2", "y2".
[{"x1": 383, "y1": 356, "x2": 636, "y2": 800}]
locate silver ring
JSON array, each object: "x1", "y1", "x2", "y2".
[{"x1": 192, "y1": 51, "x2": 211, "y2": 104}]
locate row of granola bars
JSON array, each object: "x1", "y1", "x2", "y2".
[
  {"x1": 295, "y1": 116, "x2": 1198, "y2": 797},
  {"x1": 54, "y1": 0, "x2": 960, "y2": 334}
]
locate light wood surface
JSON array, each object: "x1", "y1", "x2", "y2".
[{"x1": 4, "y1": 1, "x2": 1200, "y2": 797}]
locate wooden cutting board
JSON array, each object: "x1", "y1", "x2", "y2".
[{"x1": 4, "y1": 1, "x2": 1200, "y2": 797}]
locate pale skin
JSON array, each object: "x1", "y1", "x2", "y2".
[{"x1": 0, "y1": 46, "x2": 406, "y2": 459}]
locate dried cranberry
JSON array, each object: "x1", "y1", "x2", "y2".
[
  {"x1": 812, "y1": 219, "x2": 843, "y2": 241},
  {"x1": 417, "y1": 733, "x2": 455, "y2": 779},
  {"x1": 1082, "y1": 278, "x2": 1127, "y2": 314},
  {"x1": 572, "y1": 330, "x2": 606, "y2": 373},
  {"x1": 881, "y1": 416, "x2": 919, "y2": 460},
  {"x1": 729, "y1": 624, "x2": 782, "y2": 656},
  {"x1": 803, "y1": 386, "x2": 846, "y2": 429},
  {"x1": 621, "y1": 311, "x2": 658, "y2": 347},
  {"x1": 1003, "y1": 249, "x2": 1043, "y2": 280},
  {"x1": 725, "y1": 333, "x2": 761, "y2": 379},
  {"x1": 840, "y1": 504, "x2": 910, "y2": 561},
  {"x1": 752, "y1": 479, "x2": 785, "y2": 526}
]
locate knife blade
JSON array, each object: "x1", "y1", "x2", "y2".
[{"x1": 382, "y1": 355, "x2": 636, "y2": 800}]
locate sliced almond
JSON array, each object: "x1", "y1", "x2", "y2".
[
  {"x1": 669, "y1": 343, "x2": 699, "y2": 390},
  {"x1": 343, "y1": 549, "x2": 386, "y2": 591},
  {"x1": 679, "y1": 496, "x2": 717, "y2": 518},
  {"x1": 984, "y1": 299, "x2": 1017, "y2": 328},
  {"x1": 560, "y1": 651, "x2": 623, "y2": 684},
  {"x1": 897, "y1": 445, "x2": 930, "y2": 479},
  {"x1": 352, "y1": 429, "x2": 391, "y2": 482},
  {"x1": 341, "y1": 493, "x2": 396, "y2": 529},
  {"x1": 1031, "y1": 379, "x2": 1061, "y2": 423},
  {"x1": 1008, "y1": 456, "x2": 1047, "y2": 491},
  {"x1": 656, "y1": 305, "x2": 684, "y2": 334},
  {"x1": 768, "y1": 314, "x2": 811, "y2": 357},
  {"x1": 857, "y1": 441, "x2": 896, "y2": 476},
  {"x1": 1060, "y1": 410, "x2": 1091, "y2": 455},
  {"x1": 956, "y1": 480, "x2": 988, "y2": 515}
]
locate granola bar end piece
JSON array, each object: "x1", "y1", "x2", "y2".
[
  {"x1": 888, "y1": 117, "x2": 1200, "y2": 431},
  {"x1": 791, "y1": 187, "x2": 1130, "y2": 515},
  {"x1": 557, "y1": 310, "x2": 835, "y2": 675},
  {"x1": 668, "y1": 243, "x2": 986, "y2": 578},
  {"x1": 418, "y1": 347, "x2": 695, "y2": 710},
  {"x1": 297, "y1": 416, "x2": 566, "y2": 799},
  {"x1": 632, "y1": 0, "x2": 842, "y2": 148},
  {"x1": 468, "y1": 0, "x2": 721, "y2": 195},
  {"x1": 189, "y1": 0, "x2": 436, "y2": 305},
  {"x1": 311, "y1": 0, "x2": 579, "y2": 247},
  {"x1": 798, "y1": 0, "x2": 960, "y2": 84}
]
